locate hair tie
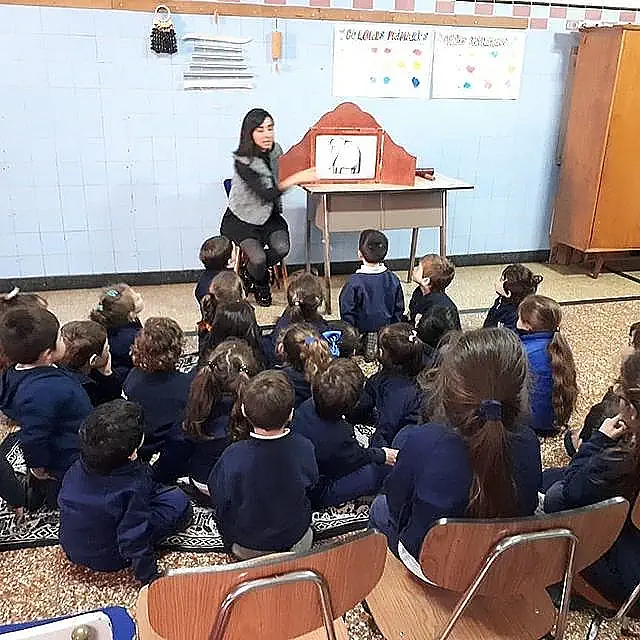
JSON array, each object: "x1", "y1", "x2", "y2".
[
  {"x1": 304, "y1": 336, "x2": 316, "y2": 345},
  {"x1": 105, "y1": 289, "x2": 120, "y2": 298},
  {"x1": 95, "y1": 303, "x2": 104, "y2": 312},
  {"x1": 478, "y1": 399, "x2": 502, "y2": 422},
  {"x1": 408, "y1": 330, "x2": 418, "y2": 343},
  {"x1": 5, "y1": 287, "x2": 19, "y2": 300},
  {"x1": 322, "y1": 330, "x2": 342, "y2": 357},
  {"x1": 554, "y1": 327, "x2": 560, "y2": 333}
]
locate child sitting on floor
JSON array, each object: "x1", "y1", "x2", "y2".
[
  {"x1": 90, "y1": 284, "x2": 144, "y2": 383},
  {"x1": 517, "y1": 295, "x2": 578, "y2": 436},
  {"x1": 0, "y1": 306, "x2": 93, "y2": 499},
  {"x1": 194, "y1": 236, "x2": 233, "y2": 307},
  {"x1": 264, "y1": 272, "x2": 328, "y2": 367},
  {"x1": 58, "y1": 400, "x2": 192, "y2": 584},
  {"x1": 60, "y1": 321, "x2": 122, "y2": 407},
  {"x1": 542, "y1": 352, "x2": 640, "y2": 607},
  {"x1": 197, "y1": 271, "x2": 245, "y2": 352},
  {"x1": 199, "y1": 301, "x2": 262, "y2": 364},
  {"x1": 484, "y1": 264, "x2": 543, "y2": 332},
  {"x1": 208, "y1": 371, "x2": 318, "y2": 559},
  {"x1": 277, "y1": 323, "x2": 332, "y2": 408},
  {"x1": 351, "y1": 323, "x2": 425, "y2": 447},
  {"x1": 123, "y1": 317, "x2": 191, "y2": 482},
  {"x1": 322, "y1": 320, "x2": 361, "y2": 359},
  {"x1": 292, "y1": 359, "x2": 397, "y2": 508},
  {"x1": 408, "y1": 254, "x2": 460, "y2": 330},
  {"x1": 183, "y1": 339, "x2": 261, "y2": 494},
  {"x1": 415, "y1": 304, "x2": 460, "y2": 369},
  {"x1": 339, "y1": 230, "x2": 404, "y2": 360}
]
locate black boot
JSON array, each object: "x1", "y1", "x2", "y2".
[
  {"x1": 239, "y1": 264, "x2": 255, "y2": 295},
  {"x1": 254, "y1": 279, "x2": 272, "y2": 307}
]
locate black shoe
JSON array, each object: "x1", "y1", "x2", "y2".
[
  {"x1": 239, "y1": 265, "x2": 255, "y2": 295},
  {"x1": 254, "y1": 281, "x2": 272, "y2": 307}
]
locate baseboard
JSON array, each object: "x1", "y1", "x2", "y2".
[{"x1": 0, "y1": 250, "x2": 551, "y2": 292}]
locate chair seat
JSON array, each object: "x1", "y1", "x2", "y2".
[{"x1": 366, "y1": 550, "x2": 556, "y2": 640}]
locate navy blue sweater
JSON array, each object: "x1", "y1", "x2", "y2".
[
  {"x1": 194, "y1": 268, "x2": 223, "y2": 306},
  {"x1": 58, "y1": 459, "x2": 165, "y2": 583},
  {"x1": 208, "y1": 432, "x2": 318, "y2": 551},
  {"x1": 545, "y1": 432, "x2": 640, "y2": 604},
  {"x1": 520, "y1": 330, "x2": 556, "y2": 434},
  {"x1": 339, "y1": 269, "x2": 404, "y2": 333},
  {"x1": 123, "y1": 369, "x2": 193, "y2": 459},
  {"x1": 0, "y1": 366, "x2": 93, "y2": 475},
  {"x1": 292, "y1": 399, "x2": 385, "y2": 492},
  {"x1": 281, "y1": 366, "x2": 312, "y2": 409},
  {"x1": 384, "y1": 422, "x2": 542, "y2": 558},
  {"x1": 185, "y1": 395, "x2": 234, "y2": 485},
  {"x1": 350, "y1": 371, "x2": 423, "y2": 447},
  {"x1": 63, "y1": 367, "x2": 122, "y2": 407},
  {"x1": 408, "y1": 289, "x2": 461, "y2": 329},
  {"x1": 108, "y1": 320, "x2": 142, "y2": 383},
  {"x1": 484, "y1": 297, "x2": 518, "y2": 332}
]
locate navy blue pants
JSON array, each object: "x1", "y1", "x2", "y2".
[
  {"x1": 317, "y1": 464, "x2": 386, "y2": 508},
  {"x1": 369, "y1": 494, "x2": 400, "y2": 557},
  {"x1": 149, "y1": 486, "x2": 193, "y2": 543}
]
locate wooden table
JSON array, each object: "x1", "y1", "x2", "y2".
[{"x1": 302, "y1": 175, "x2": 474, "y2": 313}]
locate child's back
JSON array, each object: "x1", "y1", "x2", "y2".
[{"x1": 194, "y1": 236, "x2": 233, "y2": 305}]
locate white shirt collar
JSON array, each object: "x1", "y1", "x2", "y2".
[
  {"x1": 15, "y1": 363, "x2": 56, "y2": 370},
  {"x1": 250, "y1": 428, "x2": 290, "y2": 440},
  {"x1": 356, "y1": 263, "x2": 387, "y2": 275}
]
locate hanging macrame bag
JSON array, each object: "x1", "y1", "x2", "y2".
[{"x1": 150, "y1": 5, "x2": 177, "y2": 55}]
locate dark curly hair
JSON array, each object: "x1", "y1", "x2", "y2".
[{"x1": 131, "y1": 317, "x2": 184, "y2": 373}]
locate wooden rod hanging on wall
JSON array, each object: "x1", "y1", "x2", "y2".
[{"x1": 0, "y1": 0, "x2": 528, "y2": 29}]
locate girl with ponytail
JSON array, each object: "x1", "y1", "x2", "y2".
[
  {"x1": 517, "y1": 295, "x2": 578, "y2": 435},
  {"x1": 183, "y1": 339, "x2": 261, "y2": 491},
  {"x1": 276, "y1": 323, "x2": 332, "y2": 408},
  {"x1": 543, "y1": 352, "x2": 640, "y2": 607},
  {"x1": 370, "y1": 327, "x2": 542, "y2": 560}
]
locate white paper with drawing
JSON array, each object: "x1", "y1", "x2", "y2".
[
  {"x1": 315, "y1": 135, "x2": 378, "y2": 180},
  {"x1": 332, "y1": 25, "x2": 434, "y2": 99},
  {"x1": 431, "y1": 28, "x2": 526, "y2": 100}
]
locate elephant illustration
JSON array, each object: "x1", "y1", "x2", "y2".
[{"x1": 329, "y1": 137, "x2": 362, "y2": 175}]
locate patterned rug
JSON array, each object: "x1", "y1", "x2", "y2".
[{"x1": 0, "y1": 427, "x2": 373, "y2": 553}]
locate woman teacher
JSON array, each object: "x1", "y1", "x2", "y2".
[{"x1": 221, "y1": 108, "x2": 316, "y2": 306}]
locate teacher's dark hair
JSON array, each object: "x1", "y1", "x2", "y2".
[{"x1": 235, "y1": 108, "x2": 274, "y2": 158}]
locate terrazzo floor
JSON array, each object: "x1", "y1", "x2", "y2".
[{"x1": 2, "y1": 264, "x2": 640, "y2": 638}]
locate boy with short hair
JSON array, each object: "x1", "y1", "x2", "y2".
[
  {"x1": 408, "y1": 254, "x2": 461, "y2": 329},
  {"x1": 58, "y1": 399, "x2": 192, "y2": 584},
  {"x1": 0, "y1": 307, "x2": 93, "y2": 488},
  {"x1": 194, "y1": 236, "x2": 233, "y2": 306},
  {"x1": 339, "y1": 230, "x2": 404, "y2": 359}
]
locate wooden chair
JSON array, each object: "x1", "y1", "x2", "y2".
[
  {"x1": 366, "y1": 497, "x2": 629, "y2": 640},
  {"x1": 136, "y1": 529, "x2": 386, "y2": 640},
  {"x1": 223, "y1": 178, "x2": 288, "y2": 291},
  {"x1": 572, "y1": 494, "x2": 640, "y2": 636}
]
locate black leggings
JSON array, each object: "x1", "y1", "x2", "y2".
[{"x1": 241, "y1": 230, "x2": 290, "y2": 282}]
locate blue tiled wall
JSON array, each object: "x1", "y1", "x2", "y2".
[{"x1": 0, "y1": 5, "x2": 576, "y2": 277}]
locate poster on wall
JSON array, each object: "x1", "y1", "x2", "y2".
[
  {"x1": 315, "y1": 134, "x2": 379, "y2": 180},
  {"x1": 431, "y1": 28, "x2": 526, "y2": 100},
  {"x1": 332, "y1": 24, "x2": 434, "y2": 99}
]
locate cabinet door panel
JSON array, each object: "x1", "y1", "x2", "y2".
[{"x1": 591, "y1": 31, "x2": 640, "y2": 250}]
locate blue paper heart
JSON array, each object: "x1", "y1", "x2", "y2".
[
  {"x1": 383, "y1": 76, "x2": 391, "y2": 84},
  {"x1": 463, "y1": 81, "x2": 472, "y2": 89},
  {"x1": 411, "y1": 77, "x2": 420, "y2": 87}
]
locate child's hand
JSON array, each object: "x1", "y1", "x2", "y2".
[
  {"x1": 382, "y1": 448, "x2": 398, "y2": 465},
  {"x1": 599, "y1": 414, "x2": 627, "y2": 440},
  {"x1": 96, "y1": 349, "x2": 113, "y2": 376},
  {"x1": 30, "y1": 467, "x2": 55, "y2": 481}
]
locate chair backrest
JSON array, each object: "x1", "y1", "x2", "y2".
[
  {"x1": 145, "y1": 530, "x2": 386, "y2": 639},
  {"x1": 631, "y1": 493, "x2": 640, "y2": 529},
  {"x1": 223, "y1": 178, "x2": 232, "y2": 197},
  {"x1": 419, "y1": 497, "x2": 629, "y2": 597}
]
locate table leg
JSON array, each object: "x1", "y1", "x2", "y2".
[
  {"x1": 321, "y1": 194, "x2": 332, "y2": 314},
  {"x1": 306, "y1": 194, "x2": 312, "y2": 274},
  {"x1": 408, "y1": 228, "x2": 419, "y2": 283},
  {"x1": 440, "y1": 190, "x2": 448, "y2": 257}
]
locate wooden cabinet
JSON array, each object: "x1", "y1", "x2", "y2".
[{"x1": 552, "y1": 26, "x2": 640, "y2": 274}]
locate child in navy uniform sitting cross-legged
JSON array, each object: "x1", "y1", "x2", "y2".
[
  {"x1": 408, "y1": 254, "x2": 461, "y2": 330},
  {"x1": 90, "y1": 284, "x2": 144, "y2": 383},
  {"x1": 59, "y1": 321, "x2": 122, "y2": 407},
  {"x1": 484, "y1": 264, "x2": 543, "y2": 332},
  {"x1": 277, "y1": 323, "x2": 332, "y2": 408},
  {"x1": 339, "y1": 230, "x2": 404, "y2": 359},
  {"x1": 0, "y1": 306, "x2": 93, "y2": 501},
  {"x1": 58, "y1": 400, "x2": 192, "y2": 584},
  {"x1": 182, "y1": 339, "x2": 261, "y2": 495},
  {"x1": 123, "y1": 318, "x2": 192, "y2": 482},
  {"x1": 292, "y1": 359, "x2": 397, "y2": 508},
  {"x1": 351, "y1": 323, "x2": 425, "y2": 448},
  {"x1": 208, "y1": 371, "x2": 318, "y2": 559},
  {"x1": 194, "y1": 236, "x2": 233, "y2": 307}
]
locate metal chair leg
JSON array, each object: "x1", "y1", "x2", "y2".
[{"x1": 209, "y1": 569, "x2": 338, "y2": 640}]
